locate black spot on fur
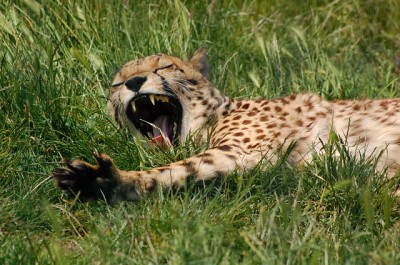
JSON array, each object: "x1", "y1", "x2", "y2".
[
  {"x1": 202, "y1": 159, "x2": 214, "y2": 164},
  {"x1": 226, "y1": 154, "x2": 236, "y2": 159},
  {"x1": 182, "y1": 160, "x2": 196, "y2": 174},
  {"x1": 198, "y1": 153, "x2": 212, "y2": 158},
  {"x1": 216, "y1": 145, "x2": 232, "y2": 152}
]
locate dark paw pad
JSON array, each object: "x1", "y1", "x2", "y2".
[{"x1": 52, "y1": 153, "x2": 117, "y2": 201}]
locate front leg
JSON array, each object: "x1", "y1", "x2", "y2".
[
  {"x1": 145, "y1": 145, "x2": 244, "y2": 187},
  {"x1": 116, "y1": 145, "x2": 250, "y2": 200},
  {"x1": 53, "y1": 145, "x2": 249, "y2": 202}
]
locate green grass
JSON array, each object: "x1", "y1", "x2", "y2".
[{"x1": 1, "y1": 0, "x2": 400, "y2": 264}]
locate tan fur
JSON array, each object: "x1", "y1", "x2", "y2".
[{"x1": 53, "y1": 49, "x2": 400, "y2": 202}]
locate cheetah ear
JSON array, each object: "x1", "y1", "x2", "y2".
[{"x1": 189, "y1": 48, "x2": 210, "y2": 80}]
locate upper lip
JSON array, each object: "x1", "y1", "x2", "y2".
[{"x1": 126, "y1": 93, "x2": 182, "y2": 145}]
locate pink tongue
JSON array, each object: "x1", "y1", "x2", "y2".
[
  {"x1": 152, "y1": 115, "x2": 169, "y2": 138},
  {"x1": 151, "y1": 115, "x2": 171, "y2": 146}
]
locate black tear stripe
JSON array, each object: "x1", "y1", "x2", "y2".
[
  {"x1": 114, "y1": 107, "x2": 119, "y2": 124},
  {"x1": 158, "y1": 75, "x2": 175, "y2": 95},
  {"x1": 112, "y1": 100, "x2": 121, "y2": 125}
]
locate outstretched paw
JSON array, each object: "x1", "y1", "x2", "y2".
[{"x1": 52, "y1": 153, "x2": 119, "y2": 202}]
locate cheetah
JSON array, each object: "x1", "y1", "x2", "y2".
[{"x1": 53, "y1": 49, "x2": 400, "y2": 202}]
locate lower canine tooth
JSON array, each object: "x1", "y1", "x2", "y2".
[
  {"x1": 131, "y1": 101, "x2": 136, "y2": 112},
  {"x1": 173, "y1": 122, "x2": 177, "y2": 135}
]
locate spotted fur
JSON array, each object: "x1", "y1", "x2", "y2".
[{"x1": 53, "y1": 49, "x2": 400, "y2": 202}]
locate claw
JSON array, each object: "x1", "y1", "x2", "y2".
[
  {"x1": 93, "y1": 151, "x2": 101, "y2": 159},
  {"x1": 58, "y1": 179, "x2": 75, "y2": 187},
  {"x1": 93, "y1": 153, "x2": 113, "y2": 167},
  {"x1": 65, "y1": 161, "x2": 83, "y2": 172}
]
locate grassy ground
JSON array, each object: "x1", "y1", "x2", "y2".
[{"x1": 1, "y1": 0, "x2": 400, "y2": 264}]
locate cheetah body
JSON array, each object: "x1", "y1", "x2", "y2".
[{"x1": 54, "y1": 49, "x2": 400, "y2": 202}]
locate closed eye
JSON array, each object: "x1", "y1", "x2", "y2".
[
  {"x1": 187, "y1": 79, "x2": 198, "y2": 85},
  {"x1": 154, "y1": 64, "x2": 174, "y2": 73},
  {"x1": 111, "y1": 82, "x2": 124, "y2": 87}
]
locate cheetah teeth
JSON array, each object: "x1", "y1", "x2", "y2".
[
  {"x1": 173, "y1": 122, "x2": 177, "y2": 135},
  {"x1": 131, "y1": 101, "x2": 136, "y2": 112},
  {"x1": 131, "y1": 95, "x2": 170, "y2": 112},
  {"x1": 155, "y1": 95, "x2": 169, "y2": 103},
  {"x1": 149, "y1": 95, "x2": 155, "y2": 105},
  {"x1": 149, "y1": 94, "x2": 170, "y2": 105}
]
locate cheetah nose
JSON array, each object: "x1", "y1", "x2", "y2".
[{"x1": 125, "y1": 76, "x2": 147, "y2": 92}]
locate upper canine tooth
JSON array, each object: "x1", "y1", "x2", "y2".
[
  {"x1": 131, "y1": 101, "x2": 137, "y2": 112},
  {"x1": 149, "y1": 95, "x2": 155, "y2": 105}
]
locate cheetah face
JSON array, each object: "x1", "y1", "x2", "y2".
[
  {"x1": 125, "y1": 82, "x2": 183, "y2": 146},
  {"x1": 109, "y1": 49, "x2": 221, "y2": 146}
]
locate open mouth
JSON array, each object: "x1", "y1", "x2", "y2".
[{"x1": 127, "y1": 94, "x2": 182, "y2": 146}]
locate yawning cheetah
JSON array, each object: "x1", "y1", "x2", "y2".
[{"x1": 53, "y1": 49, "x2": 400, "y2": 202}]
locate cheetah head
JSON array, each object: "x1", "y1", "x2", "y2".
[{"x1": 109, "y1": 49, "x2": 227, "y2": 146}]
